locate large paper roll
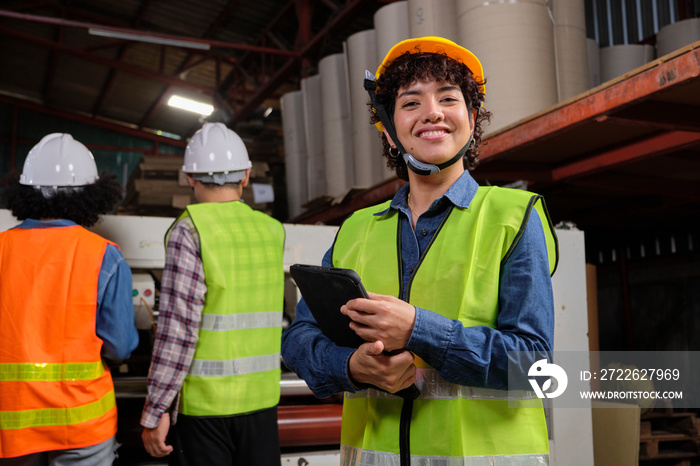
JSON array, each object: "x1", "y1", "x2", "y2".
[
  {"x1": 301, "y1": 75, "x2": 326, "y2": 201},
  {"x1": 657, "y1": 18, "x2": 700, "y2": 58},
  {"x1": 587, "y1": 38, "x2": 601, "y2": 88},
  {"x1": 319, "y1": 53, "x2": 354, "y2": 199},
  {"x1": 407, "y1": 0, "x2": 458, "y2": 42},
  {"x1": 375, "y1": 1, "x2": 410, "y2": 62},
  {"x1": 599, "y1": 44, "x2": 654, "y2": 83},
  {"x1": 281, "y1": 91, "x2": 308, "y2": 218},
  {"x1": 458, "y1": 0, "x2": 558, "y2": 133},
  {"x1": 552, "y1": 0, "x2": 589, "y2": 101},
  {"x1": 346, "y1": 29, "x2": 390, "y2": 187}
]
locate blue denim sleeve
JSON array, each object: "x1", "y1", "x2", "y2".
[
  {"x1": 281, "y1": 248, "x2": 358, "y2": 399},
  {"x1": 96, "y1": 244, "x2": 139, "y2": 362},
  {"x1": 406, "y1": 213, "x2": 554, "y2": 390}
]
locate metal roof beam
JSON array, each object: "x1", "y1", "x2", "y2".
[
  {"x1": 0, "y1": 95, "x2": 186, "y2": 148},
  {"x1": 292, "y1": 177, "x2": 407, "y2": 225},
  {"x1": 229, "y1": 0, "x2": 374, "y2": 124},
  {"x1": 566, "y1": 172, "x2": 700, "y2": 202},
  {"x1": 137, "y1": 0, "x2": 242, "y2": 130},
  {"x1": 0, "y1": 10, "x2": 300, "y2": 56},
  {"x1": 601, "y1": 101, "x2": 700, "y2": 132},
  {"x1": 92, "y1": 0, "x2": 154, "y2": 117},
  {"x1": 41, "y1": 5, "x2": 64, "y2": 105},
  {"x1": 215, "y1": 1, "x2": 297, "y2": 108},
  {"x1": 0, "y1": 26, "x2": 213, "y2": 93},
  {"x1": 471, "y1": 162, "x2": 554, "y2": 183},
  {"x1": 551, "y1": 130, "x2": 700, "y2": 181}
]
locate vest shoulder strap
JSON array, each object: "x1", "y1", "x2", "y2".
[{"x1": 479, "y1": 186, "x2": 558, "y2": 275}]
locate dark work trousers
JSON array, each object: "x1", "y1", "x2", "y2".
[{"x1": 168, "y1": 406, "x2": 281, "y2": 466}]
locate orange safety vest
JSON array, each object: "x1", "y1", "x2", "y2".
[{"x1": 0, "y1": 224, "x2": 119, "y2": 458}]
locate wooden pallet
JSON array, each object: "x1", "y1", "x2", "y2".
[
  {"x1": 640, "y1": 411, "x2": 700, "y2": 462},
  {"x1": 120, "y1": 155, "x2": 275, "y2": 215}
]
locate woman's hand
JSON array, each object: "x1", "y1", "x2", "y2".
[
  {"x1": 342, "y1": 292, "x2": 416, "y2": 352},
  {"x1": 348, "y1": 340, "x2": 417, "y2": 393}
]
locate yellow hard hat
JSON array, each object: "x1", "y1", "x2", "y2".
[{"x1": 375, "y1": 36, "x2": 485, "y2": 94}]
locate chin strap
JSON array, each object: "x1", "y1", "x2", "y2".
[
  {"x1": 365, "y1": 70, "x2": 476, "y2": 177},
  {"x1": 403, "y1": 137, "x2": 471, "y2": 176}
]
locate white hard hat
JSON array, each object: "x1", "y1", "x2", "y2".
[
  {"x1": 183, "y1": 123, "x2": 252, "y2": 176},
  {"x1": 20, "y1": 133, "x2": 99, "y2": 187}
]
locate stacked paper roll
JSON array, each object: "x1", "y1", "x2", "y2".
[
  {"x1": 599, "y1": 45, "x2": 654, "y2": 83},
  {"x1": 346, "y1": 30, "x2": 390, "y2": 187},
  {"x1": 319, "y1": 53, "x2": 354, "y2": 199},
  {"x1": 407, "y1": 0, "x2": 459, "y2": 42},
  {"x1": 552, "y1": 0, "x2": 590, "y2": 101},
  {"x1": 457, "y1": 0, "x2": 558, "y2": 133},
  {"x1": 301, "y1": 75, "x2": 326, "y2": 201},
  {"x1": 375, "y1": 1, "x2": 410, "y2": 63},
  {"x1": 587, "y1": 38, "x2": 601, "y2": 88},
  {"x1": 281, "y1": 91, "x2": 308, "y2": 219},
  {"x1": 656, "y1": 18, "x2": 700, "y2": 58}
]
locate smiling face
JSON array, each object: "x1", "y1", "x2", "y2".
[
  {"x1": 371, "y1": 51, "x2": 489, "y2": 181},
  {"x1": 385, "y1": 79, "x2": 474, "y2": 169}
]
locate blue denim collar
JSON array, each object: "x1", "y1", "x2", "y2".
[
  {"x1": 373, "y1": 170, "x2": 480, "y2": 217},
  {"x1": 17, "y1": 218, "x2": 77, "y2": 229}
]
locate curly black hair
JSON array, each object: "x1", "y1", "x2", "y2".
[
  {"x1": 370, "y1": 50, "x2": 492, "y2": 181},
  {"x1": 2, "y1": 171, "x2": 123, "y2": 227}
]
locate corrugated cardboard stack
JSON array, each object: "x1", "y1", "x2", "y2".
[
  {"x1": 119, "y1": 155, "x2": 275, "y2": 217},
  {"x1": 119, "y1": 155, "x2": 190, "y2": 217}
]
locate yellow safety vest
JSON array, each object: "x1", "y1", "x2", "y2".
[
  {"x1": 332, "y1": 186, "x2": 558, "y2": 465},
  {"x1": 171, "y1": 201, "x2": 285, "y2": 416}
]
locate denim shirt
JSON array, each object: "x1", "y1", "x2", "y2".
[
  {"x1": 281, "y1": 170, "x2": 554, "y2": 398},
  {"x1": 13, "y1": 219, "x2": 139, "y2": 361}
]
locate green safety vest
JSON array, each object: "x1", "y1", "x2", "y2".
[
  {"x1": 332, "y1": 186, "x2": 558, "y2": 465},
  {"x1": 169, "y1": 201, "x2": 285, "y2": 416}
]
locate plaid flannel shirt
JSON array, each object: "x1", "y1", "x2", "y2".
[{"x1": 140, "y1": 216, "x2": 206, "y2": 428}]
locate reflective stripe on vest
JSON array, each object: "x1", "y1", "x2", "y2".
[
  {"x1": 200, "y1": 312, "x2": 281, "y2": 331},
  {"x1": 177, "y1": 202, "x2": 285, "y2": 417},
  {"x1": 333, "y1": 187, "x2": 556, "y2": 461},
  {"x1": 340, "y1": 445, "x2": 548, "y2": 466},
  {"x1": 0, "y1": 225, "x2": 119, "y2": 458},
  {"x1": 188, "y1": 353, "x2": 280, "y2": 377},
  {"x1": 0, "y1": 392, "x2": 116, "y2": 430},
  {"x1": 0, "y1": 362, "x2": 104, "y2": 382},
  {"x1": 345, "y1": 368, "x2": 538, "y2": 401}
]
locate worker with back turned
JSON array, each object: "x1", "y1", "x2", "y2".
[
  {"x1": 0, "y1": 133, "x2": 139, "y2": 464},
  {"x1": 141, "y1": 122, "x2": 285, "y2": 466}
]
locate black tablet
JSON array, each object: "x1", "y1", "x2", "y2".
[
  {"x1": 289, "y1": 264, "x2": 421, "y2": 400},
  {"x1": 289, "y1": 264, "x2": 366, "y2": 348}
]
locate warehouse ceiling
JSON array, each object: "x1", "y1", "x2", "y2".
[{"x1": 0, "y1": 0, "x2": 381, "y2": 140}]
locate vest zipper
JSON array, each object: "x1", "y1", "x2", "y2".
[
  {"x1": 399, "y1": 399, "x2": 413, "y2": 466},
  {"x1": 397, "y1": 206, "x2": 454, "y2": 465}
]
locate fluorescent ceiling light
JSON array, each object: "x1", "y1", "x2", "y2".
[
  {"x1": 88, "y1": 28, "x2": 211, "y2": 51},
  {"x1": 168, "y1": 95, "x2": 214, "y2": 116}
]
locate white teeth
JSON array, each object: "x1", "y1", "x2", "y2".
[{"x1": 420, "y1": 130, "x2": 446, "y2": 137}]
